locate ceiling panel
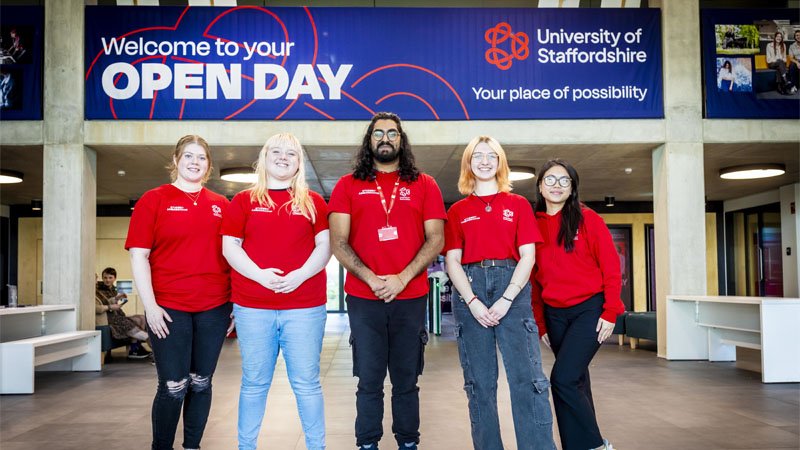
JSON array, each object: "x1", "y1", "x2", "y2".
[{"x1": 2, "y1": 141, "x2": 797, "y2": 207}]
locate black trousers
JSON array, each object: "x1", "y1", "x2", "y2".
[
  {"x1": 544, "y1": 293, "x2": 605, "y2": 450},
  {"x1": 148, "y1": 302, "x2": 232, "y2": 450},
  {"x1": 346, "y1": 295, "x2": 428, "y2": 447}
]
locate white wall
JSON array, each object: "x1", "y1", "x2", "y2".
[
  {"x1": 723, "y1": 189, "x2": 780, "y2": 213},
  {"x1": 780, "y1": 184, "x2": 800, "y2": 298}
]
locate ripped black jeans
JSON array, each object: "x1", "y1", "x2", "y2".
[
  {"x1": 148, "y1": 302, "x2": 232, "y2": 450},
  {"x1": 346, "y1": 295, "x2": 428, "y2": 448},
  {"x1": 453, "y1": 265, "x2": 556, "y2": 450}
]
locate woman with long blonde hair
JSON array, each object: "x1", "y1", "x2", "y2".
[
  {"x1": 443, "y1": 136, "x2": 556, "y2": 450},
  {"x1": 221, "y1": 133, "x2": 331, "y2": 450}
]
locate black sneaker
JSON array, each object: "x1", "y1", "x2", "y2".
[{"x1": 128, "y1": 346, "x2": 152, "y2": 359}]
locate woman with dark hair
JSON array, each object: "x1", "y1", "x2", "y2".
[
  {"x1": 94, "y1": 267, "x2": 151, "y2": 359},
  {"x1": 766, "y1": 31, "x2": 796, "y2": 94},
  {"x1": 126, "y1": 135, "x2": 233, "y2": 450},
  {"x1": 719, "y1": 60, "x2": 734, "y2": 91},
  {"x1": 530, "y1": 159, "x2": 624, "y2": 450},
  {"x1": 444, "y1": 136, "x2": 556, "y2": 450}
]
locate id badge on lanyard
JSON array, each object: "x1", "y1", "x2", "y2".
[{"x1": 376, "y1": 177, "x2": 400, "y2": 242}]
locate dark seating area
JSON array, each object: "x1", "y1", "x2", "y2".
[
  {"x1": 95, "y1": 325, "x2": 130, "y2": 361},
  {"x1": 625, "y1": 311, "x2": 657, "y2": 349}
]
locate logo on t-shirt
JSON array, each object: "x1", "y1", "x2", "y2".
[
  {"x1": 166, "y1": 206, "x2": 188, "y2": 212},
  {"x1": 358, "y1": 189, "x2": 378, "y2": 195},
  {"x1": 503, "y1": 209, "x2": 514, "y2": 222},
  {"x1": 212, "y1": 204, "x2": 222, "y2": 218},
  {"x1": 461, "y1": 216, "x2": 480, "y2": 224},
  {"x1": 252, "y1": 207, "x2": 272, "y2": 213},
  {"x1": 399, "y1": 187, "x2": 411, "y2": 200}
]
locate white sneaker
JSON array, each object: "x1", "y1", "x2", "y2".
[
  {"x1": 791, "y1": 86, "x2": 798, "y2": 95},
  {"x1": 603, "y1": 439, "x2": 614, "y2": 450}
]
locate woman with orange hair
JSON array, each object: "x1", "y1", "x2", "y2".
[
  {"x1": 127, "y1": 134, "x2": 232, "y2": 450},
  {"x1": 443, "y1": 136, "x2": 556, "y2": 450},
  {"x1": 221, "y1": 133, "x2": 330, "y2": 450}
]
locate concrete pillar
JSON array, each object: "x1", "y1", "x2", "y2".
[
  {"x1": 42, "y1": 0, "x2": 96, "y2": 330},
  {"x1": 652, "y1": 0, "x2": 707, "y2": 357}
]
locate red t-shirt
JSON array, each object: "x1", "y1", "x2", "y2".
[
  {"x1": 220, "y1": 189, "x2": 329, "y2": 310},
  {"x1": 530, "y1": 207, "x2": 625, "y2": 337},
  {"x1": 443, "y1": 192, "x2": 541, "y2": 263},
  {"x1": 125, "y1": 184, "x2": 231, "y2": 312},
  {"x1": 328, "y1": 171, "x2": 447, "y2": 300}
]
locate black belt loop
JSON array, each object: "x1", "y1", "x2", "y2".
[{"x1": 464, "y1": 258, "x2": 517, "y2": 269}]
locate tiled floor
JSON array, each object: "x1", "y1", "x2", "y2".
[{"x1": 1, "y1": 313, "x2": 798, "y2": 450}]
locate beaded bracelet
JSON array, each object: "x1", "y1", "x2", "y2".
[{"x1": 466, "y1": 295, "x2": 478, "y2": 306}]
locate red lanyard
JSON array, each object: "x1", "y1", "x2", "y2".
[{"x1": 375, "y1": 176, "x2": 400, "y2": 226}]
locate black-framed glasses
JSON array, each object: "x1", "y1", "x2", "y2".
[
  {"x1": 543, "y1": 175, "x2": 572, "y2": 188},
  {"x1": 372, "y1": 129, "x2": 400, "y2": 141}
]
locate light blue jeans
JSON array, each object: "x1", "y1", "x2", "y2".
[{"x1": 234, "y1": 303, "x2": 327, "y2": 450}]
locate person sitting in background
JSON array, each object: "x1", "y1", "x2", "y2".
[
  {"x1": 766, "y1": 31, "x2": 796, "y2": 95},
  {"x1": 95, "y1": 267, "x2": 151, "y2": 359},
  {"x1": 788, "y1": 30, "x2": 800, "y2": 90}
]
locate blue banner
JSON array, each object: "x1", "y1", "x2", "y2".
[
  {"x1": 0, "y1": 6, "x2": 43, "y2": 120},
  {"x1": 85, "y1": 6, "x2": 662, "y2": 121},
  {"x1": 702, "y1": 9, "x2": 800, "y2": 119}
]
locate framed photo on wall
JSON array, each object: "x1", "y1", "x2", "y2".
[{"x1": 608, "y1": 225, "x2": 634, "y2": 312}]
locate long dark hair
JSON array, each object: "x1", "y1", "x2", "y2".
[
  {"x1": 353, "y1": 112, "x2": 420, "y2": 182},
  {"x1": 534, "y1": 159, "x2": 584, "y2": 253},
  {"x1": 771, "y1": 31, "x2": 786, "y2": 55}
]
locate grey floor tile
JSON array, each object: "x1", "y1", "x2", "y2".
[{"x1": 1, "y1": 313, "x2": 798, "y2": 450}]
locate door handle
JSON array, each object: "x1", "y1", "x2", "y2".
[{"x1": 757, "y1": 247, "x2": 764, "y2": 282}]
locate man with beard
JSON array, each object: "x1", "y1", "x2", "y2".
[{"x1": 329, "y1": 112, "x2": 446, "y2": 450}]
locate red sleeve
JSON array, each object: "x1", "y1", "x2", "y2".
[
  {"x1": 327, "y1": 176, "x2": 351, "y2": 215},
  {"x1": 530, "y1": 267, "x2": 547, "y2": 338},
  {"x1": 312, "y1": 193, "x2": 329, "y2": 235},
  {"x1": 125, "y1": 189, "x2": 159, "y2": 250},
  {"x1": 587, "y1": 212, "x2": 625, "y2": 323},
  {"x1": 515, "y1": 197, "x2": 542, "y2": 247},
  {"x1": 422, "y1": 175, "x2": 447, "y2": 221},
  {"x1": 219, "y1": 192, "x2": 248, "y2": 239},
  {"x1": 442, "y1": 204, "x2": 464, "y2": 255}
]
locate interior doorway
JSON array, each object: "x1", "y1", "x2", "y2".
[{"x1": 727, "y1": 203, "x2": 783, "y2": 297}]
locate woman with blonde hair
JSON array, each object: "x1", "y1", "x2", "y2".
[
  {"x1": 443, "y1": 136, "x2": 556, "y2": 450},
  {"x1": 126, "y1": 134, "x2": 232, "y2": 450},
  {"x1": 221, "y1": 133, "x2": 331, "y2": 450}
]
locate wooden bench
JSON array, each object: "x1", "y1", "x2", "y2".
[
  {"x1": 0, "y1": 305, "x2": 101, "y2": 394},
  {"x1": 666, "y1": 295, "x2": 800, "y2": 383}
]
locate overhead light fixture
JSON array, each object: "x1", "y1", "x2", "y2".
[
  {"x1": 221, "y1": 167, "x2": 258, "y2": 183},
  {"x1": 31, "y1": 199, "x2": 42, "y2": 211},
  {"x1": 509, "y1": 166, "x2": 535, "y2": 181},
  {"x1": 719, "y1": 164, "x2": 785, "y2": 180},
  {"x1": 130, "y1": 199, "x2": 137, "y2": 210},
  {"x1": 605, "y1": 196, "x2": 615, "y2": 207},
  {"x1": 0, "y1": 169, "x2": 24, "y2": 184}
]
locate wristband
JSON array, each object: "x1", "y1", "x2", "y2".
[
  {"x1": 501, "y1": 295, "x2": 513, "y2": 303},
  {"x1": 466, "y1": 295, "x2": 478, "y2": 307}
]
